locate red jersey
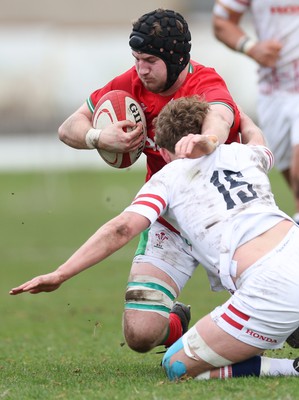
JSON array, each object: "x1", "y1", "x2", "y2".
[{"x1": 88, "y1": 61, "x2": 240, "y2": 182}]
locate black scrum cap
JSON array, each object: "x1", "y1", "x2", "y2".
[{"x1": 129, "y1": 9, "x2": 191, "y2": 91}]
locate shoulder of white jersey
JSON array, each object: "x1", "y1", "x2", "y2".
[
  {"x1": 213, "y1": 0, "x2": 248, "y2": 16},
  {"x1": 214, "y1": 143, "x2": 272, "y2": 172},
  {"x1": 249, "y1": 145, "x2": 274, "y2": 171}
]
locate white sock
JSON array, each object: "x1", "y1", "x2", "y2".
[
  {"x1": 261, "y1": 356, "x2": 299, "y2": 376},
  {"x1": 194, "y1": 370, "x2": 210, "y2": 380},
  {"x1": 293, "y1": 212, "x2": 299, "y2": 223}
]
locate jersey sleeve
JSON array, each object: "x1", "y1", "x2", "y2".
[
  {"x1": 251, "y1": 145, "x2": 274, "y2": 172},
  {"x1": 124, "y1": 179, "x2": 168, "y2": 225},
  {"x1": 214, "y1": 0, "x2": 250, "y2": 14},
  {"x1": 86, "y1": 68, "x2": 135, "y2": 113}
]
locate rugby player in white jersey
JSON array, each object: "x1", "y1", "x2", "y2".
[
  {"x1": 10, "y1": 96, "x2": 299, "y2": 380},
  {"x1": 213, "y1": 0, "x2": 299, "y2": 225}
]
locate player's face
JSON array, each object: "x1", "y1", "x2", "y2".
[{"x1": 132, "y1": 51, "x2": 167, "y2": 93}]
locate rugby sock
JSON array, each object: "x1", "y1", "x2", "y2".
[
  {"x1": 196, "y1": 359, "x2": 260, "y2": 380},
  {"x1": 163, "y1": 313, "x2": 182, "y2": 347},
  {"x1": 211, "y1": 356, "x2": 262, "y2": 379},
  {"x1": 230, "y1": 355, "x2": 261, "y2": 377},
  {"x1": 196, "y1": 356, "x2": 299, "y2": 380}
]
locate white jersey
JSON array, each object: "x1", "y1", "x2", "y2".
[
  {"x1": 216, "y1": 0, "x2": 299, "y2": 93},
  {"x1": 125, "y1": 144, "x2": 291, "y2": 292}
]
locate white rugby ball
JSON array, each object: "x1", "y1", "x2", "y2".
[{"x1": 92, "y1": 90, "x2": 147, "y2": 168}]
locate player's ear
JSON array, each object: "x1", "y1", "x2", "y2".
[{"x1": 159, "y1": 148, "x2": 172, "y2": 163}]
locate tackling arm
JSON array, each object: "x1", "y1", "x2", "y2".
[
  {"x1": 173, "y1": 103, "x2": 231, "y2": 158},
  {"x1": 201, "y1": 103, "x2": 233, "y2": 144},
  {"x1": 9, "y1": 212, "x2": 150, "y2": 295},
  {"x1": 174, "y1": 104, "x2": 265, "y2": 158}
]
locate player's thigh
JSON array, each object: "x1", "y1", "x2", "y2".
[
  {"x1": 213, "y1": 228, "x2": 299, "y2": 350},
  {"x1": 124, "y1": 223, "x2": 197, "y2": 320},
  {"x1": 128, "y1": 262, "x2": 180, "y2": 294},
  {"x1": 123, "y1": 223, "x2": 198, "y2": 336},
  {"x1": 130, "y1": 221, "x2": 198, "y2": 292},
  {"x1": 163, "y1": 315, "x2": 261, "y2": 378},
  {"x1": 197, "y1": 315, "x2": 262, "y2": 363},
  {"x1": 257, "y1": 93, "x2": 291, "y2": 171}
]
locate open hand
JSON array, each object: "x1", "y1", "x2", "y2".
[
  {"x1": 9, "y1": 272, "x2": 64, "y2": 295},
  {"x1": 175, "y1": 134, "x2": 219, "y2": 159}
]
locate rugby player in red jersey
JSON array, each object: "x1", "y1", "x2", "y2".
[{"x1": 57, "y1": 9, "x2": 263, "y2": 354}]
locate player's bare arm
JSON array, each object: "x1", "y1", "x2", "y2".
[
  {"x1": 9, "y1": 212, "x2": 150, "y2": 295},
  {"x1": 58, "y1": 103, "x2": 144, "y2": 152},
  {"x1": 58, "y1": 102, "x2": 94, "y2": 149},
  {"x1": 201, "y1": 104, "x2": 233, "y2": 144},
  {"x1": 213, "y1": 6, "x2": 246, "y2": 50},
  {"x1": 213, "y1": 4, "x2": 282, "y2": 68},
  {"x1": 238, "y1": 108, "x2": 266, "y2": 146}
]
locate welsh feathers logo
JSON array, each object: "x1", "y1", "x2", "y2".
[{"x1": 154, "y1": 232, "x2": 169, "y2": 249}]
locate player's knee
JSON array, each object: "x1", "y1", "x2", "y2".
[
  {"x1": 123, "y1": 309, "x2": 168, "y2": 353},
  {"x1": 124, "y1": 323, "x2": 158, "y2": 353},
  {"x1": 125, "y1": 336, "x2": 154, "y2": 353},
  {"x1": 162, "y1": 337, "x2": 187, "y2": 381}
]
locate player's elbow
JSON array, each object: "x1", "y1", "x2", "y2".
[
  {"x1": 110, "y1": 215, "x2": 138, "y2": 243},
  {"x1": 113, "y1": 213, "x2": 148, "y2": 243},
  {"x1": 115, "y1": 223, "x2": 132, "y2": 240}
]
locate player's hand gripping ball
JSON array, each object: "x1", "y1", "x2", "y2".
[{"x1": 92, "y1": 90, "x2": 147, "y2": 168}]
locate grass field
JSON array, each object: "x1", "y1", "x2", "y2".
[{"x1": 0, "y1": 167, "x2": 298, "y2": 400}]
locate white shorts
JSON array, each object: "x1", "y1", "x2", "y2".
[
  {"x1": 257, "y1": 91, "x2": 299, "y2": 171},
  {"x1": 211, "y1": 225, "x2": 299, "y2": 349},
  {"x1": 133, "y1": 221, "x2": 199, "y2": 291}
]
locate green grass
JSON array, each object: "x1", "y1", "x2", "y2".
[{"x1": 0, "y1": 167, "x2": 297, "y2": 399}]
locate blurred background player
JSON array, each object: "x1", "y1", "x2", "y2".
[
  {"x1": 10, "y1": 96, "x2": 299, "y2": 379},
  {"x1": 56, "y1": 8, "x2": 264, "y2": 354},
  {"x1": 213, "y1": 0, "x2": 299, "y2": 224}
]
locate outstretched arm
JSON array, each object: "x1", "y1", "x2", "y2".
[{"x1": 10, "y1": 212, "x2": 150, "y2": 295}]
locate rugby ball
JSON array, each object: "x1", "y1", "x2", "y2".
[{"x1": 92, "y1": 90, "x2": 147, "y2": 168}]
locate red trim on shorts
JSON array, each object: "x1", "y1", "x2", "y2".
[
  {"x1": 221, "y1": 313, "x2": 243, "y2": 330},
  {"x1": 228, "y1": 304, "x2": 250, "y2": 321}
]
